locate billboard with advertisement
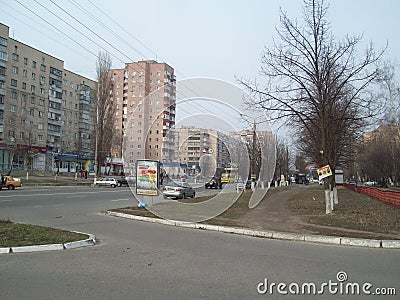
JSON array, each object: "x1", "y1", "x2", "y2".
[
  {"x1": 136, "y1": 160, "x2": 159, "y2": 196},
  {"x1": 317, "y1": 165, "x2": 333, "y2": 180}
]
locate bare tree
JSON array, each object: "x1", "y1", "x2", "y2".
[
  {"x1": 93, "y1": 52, "x2": 115, "y2": 177},
  {"x1": 358, "y1": 125, "x2": 400, "y2": 186},
  {"x1": 275, "y1": 137, "x2": 290, "y2": 181},
  {"x1": 377, "y1": 60, "x2": 400, "y2": 126},
  {"x1": 240, "y1": 0, "x2": 385, "y2": 213}
]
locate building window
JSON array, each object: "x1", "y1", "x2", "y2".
[
  {"x1": 24, "y1": 57, "x2": 28, "y2": 65},
  {"x1": 30, "y1": 109, "x2": 34, "y2": 116},
  {"x1": 40, "y1": 64, "x2": 46, "y2": 72},
  {"x1": 32, "y1": 61, "x2": 36, "y2": 68},
  {"x1": 38, "y1": 123, "x2": 43, "y2": 130},
  {"x1": 12, "y1": 66, "x2": 19, "y2": 74},
  {"x1": 38, "y1": 111, "x2": 44, "y2": 118},
  {"x1": 38, "y1": 135, "x2": 43, "y2": 142},
  {"x1": 39, "y1": 98, "x2": 45, "y2": 106},
  {"x1": 32, "y1": 73, "x2": 36, "y2": 80},
  {"x1": 0, "y1": 51, "x2": 8, "y2": 61},
  {"x1": 10, "y1": 91, "x2": 17, "y2": 99},
  {"x1": 23, "y1": 70, "x2": 27, "y2": 77},
  {"x1": 31, "y1": 85, "x2": 36, "y2": 93},
  {"x1": 10, "y1": 105, "x2": 17, "y2": 112},
  {"x1": 31, "y1": 96, "x2": 35, "y2": 104},
  {"x1": 11, "y1": 79, "x2": 17, "y2": 87},
  {"x1": 22, "y1": 82, "x2": 26, "y2": 90},
  {"x1": 20, "y1": 119, "x2": 25, "y2": 126},
  {"x1": 21, "y1": 107, "x2": 25, "y2": 114},
  {"x1": 40, "y1": 88, "x2": 45, "y2": 95},
  {"x1": 9, "y1": 118, "x2": 16, "y2": 125},
  {"x1": 12, "y1": 53, "x2": 19, "y2": 61},
  {"x1": 0, "y1": 37, "x2": 7, "y2": 46}
]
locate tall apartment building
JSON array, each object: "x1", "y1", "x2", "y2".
[
  {"x1": 172, "y1": 126, "x2": 231, "y2": 176},
  {"x1": 0, "y1": 23, "x2": 96, "y2": 172},
  {"x1": 111, "y1": 60, "x2": 176, "y2": 174}
]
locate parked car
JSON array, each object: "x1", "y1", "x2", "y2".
[
  {"x1": 163, "y1": 182, "x2": 196, "y2": 199},
  {"x1": 364, "y1": 181, "x2": 378, "y2": 187},
  {"x1": 94, "y1": 177, "x2": 117, "y2": 188},
  {"x1": 348, "y1": 179, "x2": 357, "y2": 185},
  {"x1": 117, "y1": 177, "x2": 129, "y2": 187},
  {"x1": 0, "y1": 175, "x2": 22, "y2": 190}
]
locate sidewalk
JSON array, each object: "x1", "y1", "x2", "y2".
[{"x1": 108, "y1": 184, "x2": 400, "y2": 248}]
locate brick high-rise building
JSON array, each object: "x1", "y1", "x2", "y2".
[{"x1": 110, "y1": 60, "x2": 176, "y2": 174}]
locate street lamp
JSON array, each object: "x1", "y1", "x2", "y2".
[{"x1": 8, "y1": 136, "x2": 15, "y2": 174}]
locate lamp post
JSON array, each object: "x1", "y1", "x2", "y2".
[{"x1": 8, "y1": 136, "x2": 15, "y2": 175}]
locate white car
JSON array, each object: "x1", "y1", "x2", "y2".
[
  {"x1": 162, "y1": 182, "x2": 195, "y2": 199},
  {"x1": 94, "y1": 177, "x2": 118, "y2": 188}
]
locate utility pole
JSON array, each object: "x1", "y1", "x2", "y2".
[{"x1": 251, "y1": 120, "x2": 256, "y2": 190}]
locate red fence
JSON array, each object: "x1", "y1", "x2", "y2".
[{"x1": 343, "y1": 184, "x2": 400, "y2": 208}]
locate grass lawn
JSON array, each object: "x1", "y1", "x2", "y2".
[
  {"x1": 289, "y1": 185, "x2": 400, "y2": 236},
  {"x1": 0, "y1": 219, "x2": 88, "y2": 247},
  {"x1": 110, "y1": 185, "x2": 399, "y2": 239}
]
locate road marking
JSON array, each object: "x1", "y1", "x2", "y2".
[
  {"x1": 33, "y1": 204, "x2": 65, "y2": 208},
  {"x1": 111, "y1": 198, "x2": 132, "y2": 202},
  {"x1": 0, "y1": 199, "x2": 13, "y2": 203},
  {"x1": 0, "y1": 189, "x2": 127, "y2": 198}
]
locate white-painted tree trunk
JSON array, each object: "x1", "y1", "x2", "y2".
[
  {"x1": 333, "y1": 187, "x2": 338, "y2": 205},
  {"x1": 325, "y1": 189, "x2": 332, "y2": 214},
  {"x1": 26, "y1": 171, "x2": 29, "y2": 181}
]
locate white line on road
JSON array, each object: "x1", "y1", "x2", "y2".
[
  {"x1": 111, "y1": 199, "x2": 132, "y2": 202},
  {"x1": 0, "y1": 189, "x2": 127, "y2": 198},
  {"x1": 33, "y1": 204, "x2": 65, "y2": 208},
  {"x1": 0, "y1": 199, "x2": 13, "y2": 203}
]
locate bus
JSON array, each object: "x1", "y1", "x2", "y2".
[{"x1": 221, "y1": 167, "x2": 238, "y2": 184}]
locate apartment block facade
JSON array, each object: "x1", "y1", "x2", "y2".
[
  {"x1": 112, "y1": 60, "x2": 176, "y2": 175},
  {"x1": 0, "y1": 23, "x2": 96, "y2": 172}
]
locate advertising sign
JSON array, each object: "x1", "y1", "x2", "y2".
[
  {"x1": 136, "y1": 160, "x2": 159, "y2": 196},
  {"x1": 317, "y1": 165, "x2": 333, "y2": 180}
]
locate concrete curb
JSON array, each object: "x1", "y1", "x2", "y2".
[
  {"x1": 0, "y1": 232, "x2": 96, "y2": 254},
  {"x1": 106, "y1": 211, "x2": 400, "y2": 249}
]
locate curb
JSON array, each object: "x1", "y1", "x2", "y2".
[
  {"x1": 106, "y1": 211, "x2": 400, "y2": 249},
  {"x1": 0, "y1": 232, "x2": 96, "y2": 254}
]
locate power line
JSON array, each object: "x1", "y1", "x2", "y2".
[
  {"x1": 13, "y1": 0, "x2": 99, "y2": 59},
  {"x1": 31, "y1": 0, "x2": 126, "y2": 64}
]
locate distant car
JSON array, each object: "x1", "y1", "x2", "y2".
[
  {"x1": 364, "y1": 181, "x2": 378, "y2": 187},
  {"x1": 163, "y1": 182, "x2": 195, "y2": 199},
  {"x1": 117, "y1": 177, "x2": 129, "y2": 187},
  {"x1": 205, "y1": 177, "x2": 219, "y2": 189},
  {"x1": 94, "y1": 177, "x2": 117, "y2": 188},
  {"x1": 245, "y1": 180, "x2": 252, "y2": 189},
  {"x1": 348, "y1": 180, "x2": 357, "y2": 185},
  {"x1": 0, "y1": 175, "x2": 22, "y2": 190}
]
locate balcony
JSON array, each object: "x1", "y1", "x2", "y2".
[{"x1": 47, "y1": 118, "x2": 61, "y2": 126}]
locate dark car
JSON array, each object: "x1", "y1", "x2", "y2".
[
  {"x1": 245, "y1": 180, "x2": 252, "y2": 189},
  {"x1": 205, "y1": 177, "x2": 219, "y2": 189},
  {"x1": 117, "y1": 177, "x2": 129, "y2": 187}
]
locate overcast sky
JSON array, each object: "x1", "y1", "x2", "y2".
[{"x1": 2, "y1": 0, "x2": 399, "y2": 83}]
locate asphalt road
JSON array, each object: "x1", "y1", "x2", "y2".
[{"x1": 0, "y1": 186, "x2": 399, "y2": 299}]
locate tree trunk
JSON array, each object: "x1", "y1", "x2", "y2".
[
  {"x1": 333, "y1": 186, "x2": 338, "y2": 205},
  {"x1": 325, "y1": 189, "x2": 332, "y2": 214}
]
